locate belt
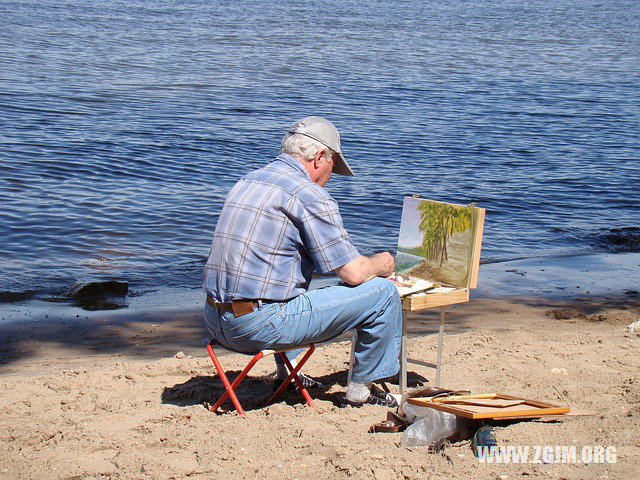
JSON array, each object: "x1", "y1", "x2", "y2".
[{"x1": 206, "y1": 294, "x2": 275, "y2": 317}]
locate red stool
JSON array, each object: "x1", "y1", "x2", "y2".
[{"x1": 206, "y1": 339, "x2": 317, "y2": 416}]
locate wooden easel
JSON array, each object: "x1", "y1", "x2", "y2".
[
  {"x1": 398, "y1": 205, "x2": 485, "y2": 394},
  {"x1": 347, "y1": 200, "x2": 485, "y2": 395}
]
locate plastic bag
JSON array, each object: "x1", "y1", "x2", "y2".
[
  {"x1": 400, "y1": 406, "x2": 458, "y2": 447},
  {"x1": 400, "y1": 402, "x2": 435, "y2": 423}
]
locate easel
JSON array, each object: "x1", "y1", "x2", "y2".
[
  {"x1": 398, "y1": 205, "x2": 485, "y2": 394},
  {"x1": 347, "y1": 200, "x2": 485, "y2": 395}
]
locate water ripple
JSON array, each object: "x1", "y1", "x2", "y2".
[{"x1": 1, "y1": 0, "x2": 639, "y2": 295}]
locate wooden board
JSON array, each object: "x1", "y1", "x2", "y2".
[
  {"x1": 438, "y1": 398, "x2": 525, "y2": 408},
  {"x1": 402, "y1": 288, "x2": 469, "y2": 311},
  {"x1": 406, "y1": 393, "x2": 570, "y2": 419}
]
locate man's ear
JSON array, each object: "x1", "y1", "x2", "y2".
[{"x1": 312, "y1": 148, "x2": 326, "y2": 169}]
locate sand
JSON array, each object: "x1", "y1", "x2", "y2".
[{"x1": 1, "y1": 290, "x2": 639, "y2": 480}]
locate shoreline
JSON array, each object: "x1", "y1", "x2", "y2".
[
  {"x1": 1, "y1": 251, "x2": 638, "y2": 326},
  {"x1": 1, "y1": 252, "x2": 638, "y2": 374},
  {"x1": 475, "y1": 251, "x2": 640, "y2": 299},
  {"x1": 1, "y1": 251, "x2": 639, "y2": 375}
]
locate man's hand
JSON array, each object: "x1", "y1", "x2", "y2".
[
  {"x1": 370, "y1": 252, "x2": 395, "y2": 277},
  {"x1": 333, "y1": 252, "x2": 396, "y2": 286}
]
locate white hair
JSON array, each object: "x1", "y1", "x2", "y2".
[{"x1": 281, "y1": 133, "x2": 334, "y2": 162}]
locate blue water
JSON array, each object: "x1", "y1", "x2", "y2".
[{"x1": 1, "y1": 0, "x2": 639, "y2": 299}]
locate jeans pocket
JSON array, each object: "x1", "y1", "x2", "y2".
[
  {"x1": 221, "y1": 306, "x2": 280, "y2": 352},
  {"x1": 230, "y1": 321, "x2": 273, "y2": 341},
  {"x1": 276, "y1": 295, "x2": 312, "y2": 344}
]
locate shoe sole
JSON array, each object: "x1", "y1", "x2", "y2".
[{"x1": 340, "y1": 396, "x2": 398, "y2": 408}]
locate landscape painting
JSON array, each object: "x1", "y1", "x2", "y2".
[{"x1": 395, "y1": 197, "x2": 479, "y2": 288}]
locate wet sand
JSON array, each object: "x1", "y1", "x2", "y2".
[{"x1": 1, "y1": 254, "x2": 639, "y2": 479}]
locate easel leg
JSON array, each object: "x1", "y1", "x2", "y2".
[
  {"x1": 435, "y1": 307, "x2": 445, "y2": 387},
  {"x1": 400, "y1": 310, "x2": 408, "y2": 395}
]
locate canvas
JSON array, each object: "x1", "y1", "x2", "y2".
[{"x1": 395, "y1": 197, "x2": 484, "y2": 289}]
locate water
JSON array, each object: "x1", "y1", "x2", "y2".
[{"x1": 1, "y1": 0, "x2": 639, "y2": 299}]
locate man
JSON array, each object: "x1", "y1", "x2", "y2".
[{"x1": 202, "y1": 116, "x2": 402, "y2": 406}]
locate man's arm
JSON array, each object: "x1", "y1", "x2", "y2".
[{"x1": 333, "y1": 252, "x2": 395, "y2": 286}]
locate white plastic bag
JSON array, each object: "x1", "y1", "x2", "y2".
[
  {"x1": 400, "y1": 406, "x2": 458, "y2": 447},
  {"x1": 400, "y1": 402, "x2": 435, "y2": 423}
]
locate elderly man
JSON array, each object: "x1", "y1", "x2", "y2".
[{"x1": 202, "y1": 116, "x2": 401, "y2": 407}]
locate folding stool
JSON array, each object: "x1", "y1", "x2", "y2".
[{"x1": 206, "y1": 339, "x2": 316, "y2": 416}]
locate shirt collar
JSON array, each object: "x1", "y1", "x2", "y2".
[{"x1": 276, "y1": 153, "x2": 310, "y2": 178}]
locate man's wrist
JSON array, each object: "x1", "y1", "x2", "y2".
[{"x1": 370, "y1": 253, "x2": 384, "y2": 277}]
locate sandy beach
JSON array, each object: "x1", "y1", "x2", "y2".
[
  {"x1": 1, "y1": 257, "x2": 639, "y2": 480},
  {"x1": 3, "y1": 0, "x2": 639, "y2": 478}
]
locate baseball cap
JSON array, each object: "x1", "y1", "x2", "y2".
[{"x1": 287, "y1": 116, "x2": 355, "y2": 176}]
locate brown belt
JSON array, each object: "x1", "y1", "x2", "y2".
[{"x1": 206, "y1": 295, "x2": 270, "y2": 317}]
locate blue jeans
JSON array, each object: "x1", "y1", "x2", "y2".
[{"x1": 204, "y1": 277, "x2": 402, "y2": 383}]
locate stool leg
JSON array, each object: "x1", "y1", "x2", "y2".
[
  {"x1": 267, "y1": 345, "x2": 316, "y2": 408},
  {"x1": 207, "y1": 341, "x2": 264, "y2": 415}
]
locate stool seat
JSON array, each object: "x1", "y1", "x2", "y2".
[{"x1": 206, "y1": 339, "x2": 316, "y2": 416}]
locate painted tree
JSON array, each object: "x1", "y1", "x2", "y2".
[{"x1": 417, "y1": 201, "x2": 473, "y2": 266}]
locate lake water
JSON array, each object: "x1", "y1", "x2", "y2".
[{"x1": 1, "y1": 0, "x2": 639, "y2": 300}]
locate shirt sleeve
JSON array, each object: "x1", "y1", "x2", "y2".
[{"x1": 297, "y1": 194, "x2": 360, "y2": 274}]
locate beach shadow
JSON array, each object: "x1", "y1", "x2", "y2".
[
  {"x1": 0, "y1": 309, "x2": 208, "y2": 369},
  {"x1": 162, "y1": 370, "x2": 346, "y2": 412},
  {"x1": 162, "y1": 369, "x2": 429, "y2": 412},
  {"x1": 5, "y1": 293, "x2": 636, "y2": 370}
]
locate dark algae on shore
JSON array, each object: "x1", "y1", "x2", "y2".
[{"x1": 592, "y1": 227, "x2": 640, "y2": 253}]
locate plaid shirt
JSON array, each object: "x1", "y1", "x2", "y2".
[{"x1": 203, "y1": 153, "x2": 360, "y2": 302}]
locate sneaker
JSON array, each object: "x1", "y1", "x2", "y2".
[
  {"x1": 342, "y1": 385, "x2": 399, "y2": 408},
  {"x1": 297, "y1": 372, "x2": 324, "y2": 389},
  {"x1": 272, "y1": 373, "x2": 324, "y2": 392}
]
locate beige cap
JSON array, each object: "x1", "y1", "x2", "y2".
[{"x1": 288, "y1": 116, "x2": 355, "y2": 176}]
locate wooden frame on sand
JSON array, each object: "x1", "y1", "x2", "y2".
[{"x1": 407, "y1": 393, "x2": 571, "y2": 419}]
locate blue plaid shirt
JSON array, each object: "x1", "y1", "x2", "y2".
[{"x1": 203, "y1": 153, "x2": 360, "y2": 302}]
